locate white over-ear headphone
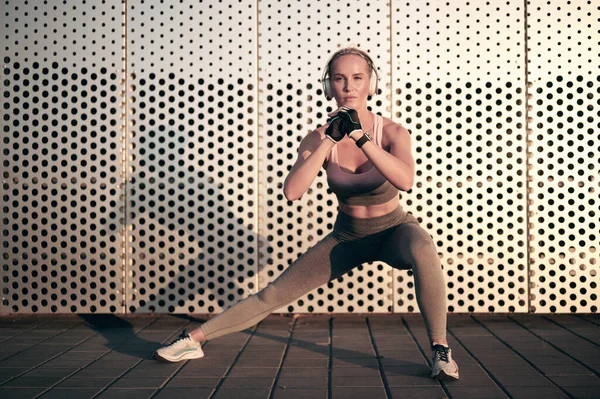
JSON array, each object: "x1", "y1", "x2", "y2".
[{"x1": 321, "y1": 47, "x2": 380, "y2": 101}]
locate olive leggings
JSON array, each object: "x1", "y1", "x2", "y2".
[{"x1": 200, "y1": 206, "x2": 447, "y2": 342}]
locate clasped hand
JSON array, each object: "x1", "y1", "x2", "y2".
[{"x1": 325, "y1": 107, "x2": 363, "y2": 143}]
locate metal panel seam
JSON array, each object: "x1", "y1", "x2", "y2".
[
  {"x1": 255, "y1": 0, "x2": 260, "y2": 295},
  {"x1": 523, "y1": 0, "x2": 532, "y2": 313},
  {"x1": 123, "y1": 0, "x2": 129, "y2": 314}
]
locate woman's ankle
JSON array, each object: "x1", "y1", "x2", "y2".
[{"x1": 190, "y1": 328, "x2": 207, "y2": 344}]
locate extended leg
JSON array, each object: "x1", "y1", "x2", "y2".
[
  {"x1": 155, "y1": 234, "x2": 342, "y2": 361},
  {"x1": 156, "y1": 228, "x2": 377, "y2": 362},
  {"x1": 198, "y1": 233, "x2": 349, "y2": 341}
]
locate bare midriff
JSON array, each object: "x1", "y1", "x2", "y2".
[{"x1": 338, "y1": 196, "x2": 400, "y2": 219}]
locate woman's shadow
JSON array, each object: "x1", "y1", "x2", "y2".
[
  {"x1": 126, "y1": 171, "x2": 262, "y2": 316},
  {"x1": 88, "y1": 138, "x2": 421, "y2": 371},
  {"x1": 87, "y1": 73, "x2": 423, "y2": 372}
]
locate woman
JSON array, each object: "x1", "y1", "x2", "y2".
[{"x1": 154, "y1": 47, "x2": 459, "y2": 381}]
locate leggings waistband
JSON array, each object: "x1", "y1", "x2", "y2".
[{"x1": 333, "y1": 205, "x2": 413, "y2": 241}]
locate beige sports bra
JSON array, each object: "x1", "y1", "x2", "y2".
[{"x1": 325, "y1": 114, "x2": 399, "y2": 206}]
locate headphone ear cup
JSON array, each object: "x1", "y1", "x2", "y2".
[
  {"x1": 369, "y1": 71, "x2": 378, "y2": 96},
  {"x1": 323, "y1": 78, "x2": 333, "y2": 100}
]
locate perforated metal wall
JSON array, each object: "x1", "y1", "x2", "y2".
[
  {"x1": 392, "y1": 2, "x2": 529, "y2": 313},
  {"x1": 126, "y1": 0, "x2": 258, "y2": 313},
  {"x1": 1, "y1": 1, "x2": 598, "y2": 315},
  {"x1": 527, "y1": 0, "x2": 599, "y2": 313},
  {"x1": 1, "y1": 0, "x2": 125, "y2": 313}
]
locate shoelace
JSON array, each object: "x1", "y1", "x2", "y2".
[
  {"x1": 433, "y1": 344, "x2": 450, "y2": 362},
  {"x1": 166, "y1": 329, "x2": 190, "y2": 347}
]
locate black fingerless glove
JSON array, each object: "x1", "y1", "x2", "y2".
[
  {"x1": 339, "y1": 108, "x2": 363, "y2": 137},
  {"x1": 325, "y1": 115, "x2": 345, "y2": 143}
]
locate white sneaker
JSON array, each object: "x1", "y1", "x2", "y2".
[
  {"x1": 154, "y1": 330, "x2": 204, "y2": 362},
  {"x1": 431, "y1": 344, "x2": 459, "y2": 380}
]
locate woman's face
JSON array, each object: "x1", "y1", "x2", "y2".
[{"x1": 329, "y1": 54, "x2": 372, "y2": 109}]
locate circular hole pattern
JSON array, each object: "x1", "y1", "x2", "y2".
[
  {"x1": 393, "y1": 1, "x2": 529, "y2": 313},
  {"x1": 1, "y1": 59, "x2": 123, "y2": 313},
  {"x1": 128, "y1": 73, "x2": 257, "y2": 313},
  {"x1": 528, "y1": 0, "x2": 599, "y2": 313},
  {"x1": 2, "y1": 0, "x2": 596, "y2": 315}
]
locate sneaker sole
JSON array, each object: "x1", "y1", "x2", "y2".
[
  {"x1": 432, "y1": 369, "x2": 459, "y2": 381},
  {"x1": 153, "y1": 350, "x2": 204, "y2": 363}
]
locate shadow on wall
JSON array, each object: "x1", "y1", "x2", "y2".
[{"x1": 123, "y1": 73, "x2": 267, "y2": 315}]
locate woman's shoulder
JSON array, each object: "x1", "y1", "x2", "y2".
[{"x1": 380, "y1": 115, "x2": 409, "y2": 136}]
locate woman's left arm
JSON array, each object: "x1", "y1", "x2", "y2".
[{"x1": 356, "y1": 123, "x2": 415, "y2": 191}]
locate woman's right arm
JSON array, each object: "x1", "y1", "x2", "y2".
[{"x1": 283, "y1": 128, "x2": 336, "y2": 201}]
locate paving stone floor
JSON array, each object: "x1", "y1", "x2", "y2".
[{"x1": 0, "y1": 313, "x2": 598, "y2": 399}]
